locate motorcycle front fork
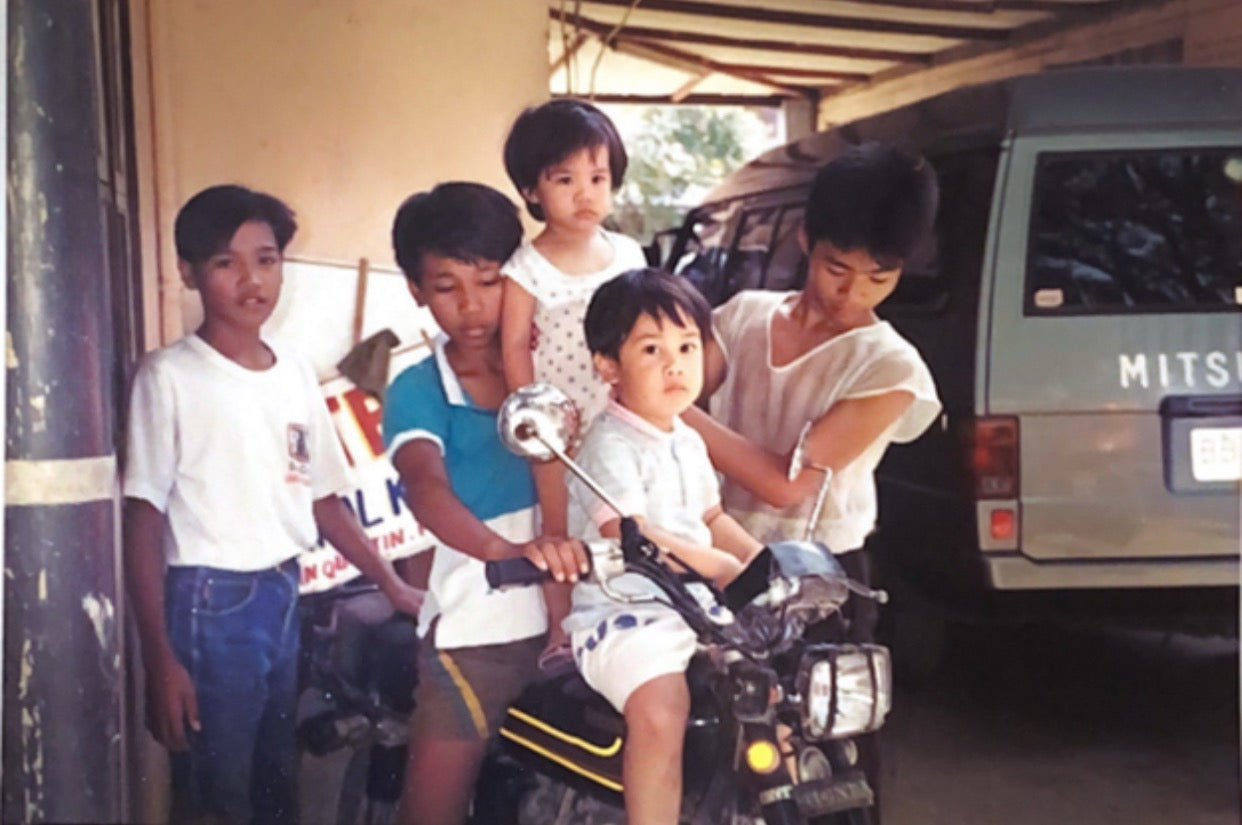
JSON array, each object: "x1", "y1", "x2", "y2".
[
  {"x1": 739, "y1": 721, "x2": 804, "y2": 825},
  {"x1": 738, "y1": 724, "x2": 877, "y2": 825}
]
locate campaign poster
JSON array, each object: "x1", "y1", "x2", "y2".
[{"x1": 298, "y1": 372, "x2": 435, "y2": 594}]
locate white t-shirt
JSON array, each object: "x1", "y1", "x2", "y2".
[
  {"x1": 564, "y1": 400, "x2": 720, "y2": 632},
  {"x1": 710, "y1": 291, "x2": 941, "y2": 554},
  {"x1": 502, "y1": 229, "x2": 647, "y2": 427},
  {"x1": 123, "y1": 335, "x2": 352, "y2": 570}
]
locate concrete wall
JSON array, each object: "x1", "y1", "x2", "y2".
[
  {"x1": 817, "y1": 0, "x2": 1242, "y2": 130},
  {"x1": 130, "y1": 0, "x2": 549, "y2": 344}
]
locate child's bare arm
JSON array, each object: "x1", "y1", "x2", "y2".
[
  {"x1": 312, "y1": 496, "x2": 424, "y2": 616},
  {"x1": 598, "y1": 516, "x2": 743, "y2": 587},
  {"x1": 123, "y1": 497, "x2": 198, "y2": 751},
  {"x1": 393, "y1": 440, "x2": 587, "y2": 578},
  {"x1": 697, "y1": 335, "x2": 728, "y2": 405},
  {"x1": 395, "y1": 440, "x2": 521, "y2": 560},
  {"x1": 682, "y1": 391, "x2": 914, "y2": 508},
  {"x1": 703, "y1": 504, "x2": 762, "y2": 564},
  {"x1": 532, "y1": 462, "x2": 569, "y2": 537},
  {"x1": 502, "y1": 277, "x2": 568, "y2": 536},
  {"x1": 500, "y1": 279, "x2": 537, "y2": 391}
]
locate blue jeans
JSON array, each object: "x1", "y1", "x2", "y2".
[{"x1": 165, "y1": 559, "x2": 301, "y2": 825}]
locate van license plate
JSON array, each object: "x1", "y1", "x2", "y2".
[{"x1": 1190, "y1": 427, "x2": 1242, "y2": 482}]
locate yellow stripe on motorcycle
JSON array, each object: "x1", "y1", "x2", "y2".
[
  {"x1": 498, "y1": 728, "x2": 624, "y2": 793},
  {"x1": 505, "y1": 707, "x2": 623, "y2": 758}
]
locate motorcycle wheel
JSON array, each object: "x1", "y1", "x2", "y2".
[
  {"x1": 509, "y1": 773, "x2": 773, "y2": 825},
  {"x1": 815, "y1": 809, "x2": 872, "y2": 825},
  {"x1": 511, "y1": 773, "x2": 626, "y2": 825},
  {"x1": 824, "y1": 810, "x2": 874, "y2": 825},
  {"x1": 336, "y1": 746, "x2": 400, "y2": 825},
  {"x1": 336, "y1": 747, "x2": 370, "y2": 825}
]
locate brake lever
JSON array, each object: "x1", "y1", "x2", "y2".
[{"x1": 840, "y1": 577, "x2": 889, "y2": 604}]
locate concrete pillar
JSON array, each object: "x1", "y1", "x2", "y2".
[{"x1": 4, "y1": 0, "x2": 125, "y2": 821}]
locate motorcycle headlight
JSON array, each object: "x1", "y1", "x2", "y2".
[
  {"x1": 796, "y1": 644, "x2": 891, "y2": 740},
  {"x1": 730, "y1": 663, "x2": 777, "y2": 722}
]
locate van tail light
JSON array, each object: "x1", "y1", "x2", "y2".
[
  {"x1": 989, "y1": 508, "x2": 1016, "y2": 541},
  {"x1": 967, "y1": 416, "x2": 1019, "y2": 500}
]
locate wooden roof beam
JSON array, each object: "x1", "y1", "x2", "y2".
[
  {"x1": 708, "y1": 64, "x2": 872, "y2": 83},
  {"x1": 579, "y1": 0, "x2": 1013, "y2": 41},
  {"x1": 556, "y1": 92, "x2": 790, "y2": 106},
  {"x1": 669, "y1": 73, "x2": 709, "y2": 103},
  {"x1": 549, "y1": 10, "x2": 933, "y2": 64},
  {"x1": 609, "y1": 34, "x2": 816, "y2": 97},
  {"x1": 619, "y1": 26, "x2": 933, "y2": 64},
  {"x1": 550, "y1": 31, "x2": 591, "y2": 74},
  {"x1": 846, "y1": 0, "x2": 1112, "y2": 14}
]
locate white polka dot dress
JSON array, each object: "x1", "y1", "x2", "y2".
[{"x1": 502, "y1": 230, "x2": 648, "y2": 428}]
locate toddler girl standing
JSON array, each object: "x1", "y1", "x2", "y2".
[{"x1": 500, "y1": 99, "x2": 646, "y2": 665}]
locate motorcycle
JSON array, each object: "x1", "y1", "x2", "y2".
[
  {"x1": 477, "y1": 384, "x2": 892, "y2": 825},
  {"x1": 296, "y1": 578, "x2": 418, "y2": 825}
]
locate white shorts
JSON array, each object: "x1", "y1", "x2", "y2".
[
  {"x1": 569, "y1": 587, "x2": 731, "y2": 713},
  {"x1": 571, "y1": 605, "x2": 697, "y2": 713}
]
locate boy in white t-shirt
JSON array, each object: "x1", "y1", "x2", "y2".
[
  {"x1": 684, "y1": 142, "x2": 943, "y2": 821},
  {"x1": 566, "y1": 268, "x2": 762, "y2": 825},
  {"x1": 123, "y1": 185, "x2": 422, "y2": 825}
]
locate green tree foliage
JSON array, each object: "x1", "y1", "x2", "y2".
[{"x1": 609, "y1": 105, "x2": 772, "y2": 243}]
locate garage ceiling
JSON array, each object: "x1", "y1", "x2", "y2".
[{"x1": 548, "y1": 0, "x2": 1162, "y2": 105}]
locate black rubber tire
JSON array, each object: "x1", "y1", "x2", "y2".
[{"x1": 336, "y1": 747, "x2": 371, "y2": 825}]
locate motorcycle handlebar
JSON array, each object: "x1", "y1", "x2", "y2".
[
  {"x1": 484, "y1": 557, "x2": 552, "y2": 589},
  {"x1": 486, "y1": 539, "x2": 630, "y2": 591}
]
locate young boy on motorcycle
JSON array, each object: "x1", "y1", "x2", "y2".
[
  {"x1": 382, "y1": 182, "x2": 588, "y2": 825},
  {"x1": 683, "y1": 141, "x2": 944, "y2": 820},
  {"x1": 566, "y1": 267, "x2": 763, "y2": 825}
]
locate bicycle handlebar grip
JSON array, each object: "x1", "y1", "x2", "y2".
[{"x1": 484, "y1": 557, "x2": 550, "y2": 589}]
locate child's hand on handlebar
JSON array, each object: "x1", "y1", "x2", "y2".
[{"x1": 523, "y1": 536, "x2": 591, "y2": 583}]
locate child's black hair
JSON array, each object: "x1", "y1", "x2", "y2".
[
  {"x1": 503, "y1": 98, "x2": 627, "y2": 221},
  {"x1": 391, "y1": 182, "x2": 522, "y2": 285},
  {"x1": 584, "y1": 268, "x2": 712, "y2": 360},
  {"x1": 174, "y1": 184, "x2": 297, "y2": 267},
  {"x1": 804, "y1": 142, "x2": 939, "y2": 269}
]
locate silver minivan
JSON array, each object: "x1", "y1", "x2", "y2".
[{"x1": 666, "y1": 67, "x2": 1241, "y2": 637}]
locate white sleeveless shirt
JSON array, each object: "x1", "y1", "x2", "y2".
[
  {"x1": 709, "y1": 291, "x2": 941, "y2": 554},
  {"x1": 502, "y1": 230, "x2": 647, "y2": 427}
]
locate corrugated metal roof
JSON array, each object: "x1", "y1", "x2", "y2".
[{"x1": 547, "y1": 0, "x2": 1164, "y2": 105}]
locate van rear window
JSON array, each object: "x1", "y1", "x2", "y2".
[{"x1": 1026, "y1": 148, "x2": 1242, "y2": 315}]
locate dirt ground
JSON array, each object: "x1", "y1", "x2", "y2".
[{"x1": 881, "y1": 622, "x2": 1240, "y2": 825}]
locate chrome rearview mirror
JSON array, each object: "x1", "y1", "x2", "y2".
[
  {"x1": 497, "y1": 382, "x2": 582, "y2": 462},
  {"x1": 497, "y1": 384, "x2": 628, "y2": 524}
]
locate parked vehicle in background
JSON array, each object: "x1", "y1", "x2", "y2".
[{"x1": 664, "y1": 67, "x2": 1242, "y2": 669}]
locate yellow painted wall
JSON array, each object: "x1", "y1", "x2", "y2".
[{"x1": 131, "y1": 0, "x2": 549, "y2": 343}]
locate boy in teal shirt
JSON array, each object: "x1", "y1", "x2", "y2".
[{"x1": 383, "y1": 182, "x2": 586, "y2": 825}]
